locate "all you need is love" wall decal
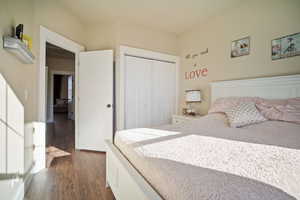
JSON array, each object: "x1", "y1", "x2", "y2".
[{"x1": 184, "y1": 67, "x2": 208, "y2": 80}]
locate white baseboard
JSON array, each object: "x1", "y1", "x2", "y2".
[
  {"x1": 32, "y1": 122, "x2": 46, "y2": 173},
  {"x1": 24, "y1": 162, "x2": 35, "y2": 194},
  {"x1": 15, "y1": 183, "x2": 24, "y2": 200},
  {"x1": 0, "y1": 179, "x2": 24, "y2": 200}
]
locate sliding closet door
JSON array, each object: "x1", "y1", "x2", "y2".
[
  {"x1": 151, "y1": 61, "x2": 176, "y2": 126},
  {"x1": 125, "y1": 56, "x2": 176, "y2": 129},
  {"x1": 125, "y1": 56, "x2": 152, "y2": 129}
]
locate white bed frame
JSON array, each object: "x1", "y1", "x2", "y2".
[
  {"x1": 106, "y1": 74, "x2": 300, "y2": 200},
  {"x1": 210, "y1": 74, "x2": 300, "y2": 103}
]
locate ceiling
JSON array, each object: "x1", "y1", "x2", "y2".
[{"x1": 59, "y1": 0, "x2": 243, "y2": 35}]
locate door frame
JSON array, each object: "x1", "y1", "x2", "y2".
[
  {"x1": 47, "y1": 70, "x2": 75, "y2": 123},
  {"x1": 38, "y1": 26, "x2": 84, "y2": 153},
  {"x1": 118, "y1": 46, "x2": 180, "y2": 130}
]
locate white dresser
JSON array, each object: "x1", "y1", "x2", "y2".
[{"x1": 172, "y1": 114, "x2": 202, "y2": 124}]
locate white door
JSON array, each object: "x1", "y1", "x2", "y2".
[
  {"x1": 78, "y1": 50, "x2": 113, "y2": 152},
  {"x1": 45, "y1": 66, "x2": 48, "y2": 121},
  {"x1": 151, "y1": 60, "x2": 176, "y2": 126},
  {"x1": 125, "y1": 56, "x2": 152, "y2": 129},
  {"x1": 67, "y1": 75, "x2": 74, "y2": 120}
]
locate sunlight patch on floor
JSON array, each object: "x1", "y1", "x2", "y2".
[
  {"x1": 46, "y1": 146, "x2": 71, "y2": 168},
  {"x1": 119, "y1": 128, "x2": 181, "y2": 144}
]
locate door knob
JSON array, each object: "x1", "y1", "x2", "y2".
[{"x1": 107, "y1": 104, "x2": 112, "y2": 108}]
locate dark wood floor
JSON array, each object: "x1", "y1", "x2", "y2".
[{"x1": 25, "y1": 113, "x2": 115, "y2": 200}]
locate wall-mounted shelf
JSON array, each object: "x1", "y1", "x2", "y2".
[{"x1": 3, "y1": 36, "x2": 35, "y2": 64}]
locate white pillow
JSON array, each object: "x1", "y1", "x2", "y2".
[{"x1": 225, "y1": 102, "x2": 267, "y2": 128}]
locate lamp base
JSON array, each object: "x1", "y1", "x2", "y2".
[{"x1": 183, "y1": 106, "x2": 197, "y2": 116}]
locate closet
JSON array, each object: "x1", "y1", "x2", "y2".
[{"x1": 125, "y1": 55, "x2": 176, "y2": 129}]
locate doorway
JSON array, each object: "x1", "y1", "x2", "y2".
[
  {"x1": 28, "y1": 27, "x2": 115, "y2": 199},
  {"x1": 36, "y1": 26, "x2": 84, "y2": 171},
  {"x1": 45, "y1": 43, "x2": 75, "y2": 168},
  {"x1": 37, "y1": 26, "x2": 113, "y2": 172}
]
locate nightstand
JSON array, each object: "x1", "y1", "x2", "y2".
[{"x1": 172, "y1": 114, "x2": 202, "y2": 124}]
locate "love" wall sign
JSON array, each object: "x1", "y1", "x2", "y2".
[{"x1": 184, "y1": 68, "x2": 208, "y2": 80}]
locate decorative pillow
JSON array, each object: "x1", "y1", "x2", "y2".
[
  {"x1": 256, "y1": 103, "x2": 284, "y2": 120},
  {"x1": 225, "y1": 102, "x2": 267, "y2": 128},
  {"x1": 209, "y1": 97, "x2": 263, "y2": 114},
  {"x1": 257, "y1": 97, "x2": 300, "y2": 124},
  {"x1": 277, "y1": 104, "x2": 300, "y2": 124}
]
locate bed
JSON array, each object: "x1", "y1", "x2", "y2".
[{"x1": 106, "y1": 74, "x2": 300, "y2": 200}]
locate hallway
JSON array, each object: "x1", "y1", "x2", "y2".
[{"x1": 25, "y1": 114, "x2": 115, "y2": 200}]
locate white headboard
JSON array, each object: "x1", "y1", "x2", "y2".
[{"x1": 210, "y1": 74, "x2": 300, "y2": 103}]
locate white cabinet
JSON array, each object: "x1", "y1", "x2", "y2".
[
  {"x1": 0, "y1": 121, "x2": 6, "y2": 173},
  {"x1": 0, "y1": 73, "x2": 24, "y2": 174},
  {"x1": 7, "y1": 128, "x2": 24, "y2": 173},
  {"x1": 7, "y1": 85, "x2": 24, "y2": 136},
  {"x1": 0, "y1": 73, "x2": 25, "y2": 200},
  {"x1": 125, "y1": 56, "x2": 176, "y2": 129}
]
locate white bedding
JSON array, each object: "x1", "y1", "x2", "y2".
[{"x1": 115, "y1": 113, "x2": 300, "y2": 200}]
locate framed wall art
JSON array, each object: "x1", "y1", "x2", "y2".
[
  {"x1": 272, "y1": 32, "x2": 300, "y2": 60},
  {"x1": 231, "y1": 36, "x2": 250, "y2": 58}
]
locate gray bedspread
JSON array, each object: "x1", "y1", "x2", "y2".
[{"x1": 115, "y1": 113, "x2": 300, "y2": 200}]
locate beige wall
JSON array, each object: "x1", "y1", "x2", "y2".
[
  {"x1": 0, "y1": 0, "x2": 36, "y2": 121},
  {"x1": 85, "y1": 22, "x2": 178, "y2": 55},
  {"x1": 0, "y1": 0, "x2": 85, "y2": 122},
  {"x1": 0, "y1": 0, "x2": 85, "y2": 175},
  {"x1": 84, "y1": 23, "x2": 117, "y2": 51},
  {"x1": 1, "y1": 0, "x2": 178, "y2": 135},
  {"x1": 2, "y1": 0, "x2": 300, "y2": 121},
  {"x1": 84, "y1": 21, "x2": 179, "y2": 130},
  {"x1": 178, "y1": 0, "x2": 300, "y2": 115},
  {"x1": 33, "y1": 0, "x2": 85, "y2": 46},
  {"x1": 33, "y1": 0, "x2": 85, "y2": 122},
  {"x1": 115, "y1": 22, "x2": 178, "y2": 55},
  {"x1": 46, "y1": 57, "x2": 75, "y2": 72}
]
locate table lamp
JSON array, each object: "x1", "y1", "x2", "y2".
[{"x1": 185, "y1": 90, "x2": 201, "y2": 115}]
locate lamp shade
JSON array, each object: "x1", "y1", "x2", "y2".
[{"x1": 186, "y1": 90, "x2": 201, "y2": 102}]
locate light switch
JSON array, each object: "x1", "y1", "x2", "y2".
[
  {"x1": 24, "y1": 89, "x2": 28, "y2": 101},
  {"x1": 0, "y1": 74, "x2": 6, "y2": 122}
]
